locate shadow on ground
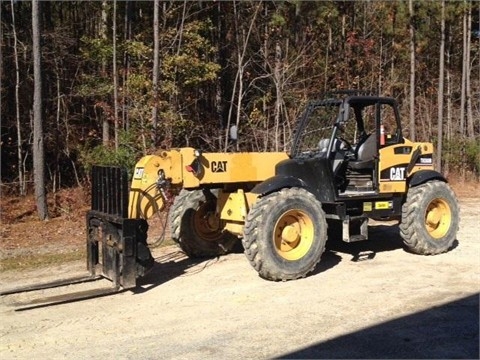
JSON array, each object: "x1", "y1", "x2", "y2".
[
  {"x1": 139, "y1": 222, "x2": 460, "y2": 291},
  {"x1": 327, "y1": 222, "x2": 404, "y2": 253},
  {"x1": 134, "y1": 250, "x2": 219, "y2": 293},
  {"x1": 312, "y1": 223, "x2": 405, "y2": 275},
  {"x1": 276, "y1": 293, "x2": 479, "y2": 359}
]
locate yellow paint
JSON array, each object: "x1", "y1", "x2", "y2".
[
  {"x1": 218, "y1": 189, "x2": 248, "y2": 222},
  {"x1": 363, "y1": 202, "x2": 373, "y2": 212},
  {"x1": 129, "y1": 155, "x2": 166, "y2": 219},
  {"x1": 273, "y1": 210, "x2": 314, "y2": 261},
  {"x1": 180, "y1": 148, "x2": 289, "y2": 188},
  {"x1": 425, "y1": 198, "x2": 452, "y2": 239},
  {"x1": 374, "y1": 201, "x2": 392, "y2": 210},
  {"x1": 216, "y1": 190, "x2": 260, "y2": 235},
  {"x1": 223, "y1": 222, "x2": 244, "y2": 237},
  {"x1": 380, "y1": 182, "x2": 405, "y2": 193},
  {"x1": 128, "y1": 148, "x2": 288, "y2": 219},
  {"x1": 378, "y1": 139, "x2": 434, "y2": 194}
]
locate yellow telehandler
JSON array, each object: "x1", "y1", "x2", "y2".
[
  {"x1": 87, "y1": 90, "x2": 458, "y2": 283},
  {"x1": 2, "y1": 91, "x2": 459, "y2": 307}
]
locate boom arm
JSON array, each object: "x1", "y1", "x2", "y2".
[{"x1": 128, "y1": 147, "x2": 289, "y2": 219}]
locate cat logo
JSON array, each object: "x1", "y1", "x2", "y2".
[
  {"x1": 390, "y1": 167, "x2": 405, "y2": 181},
  {"x1": 211, "y1": 161, "x2": 228, "y2": 173}
]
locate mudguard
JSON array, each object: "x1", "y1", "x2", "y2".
[
  {"x1": 408, "y1": 170, "x2": 447, "y2": 187},
  {"x1": 251, "y1": 175, "x2": 309, "y2": 196}
]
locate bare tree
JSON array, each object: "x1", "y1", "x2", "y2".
[
  {"x1": 152, "y1": 0, "x2": 160, "y2": 147},
  {"x1": 273, "y1": 40, "x2": 283, "y2": 152},
  {"x1": 460, "y1": 0, "x2": 468, "y2": 136},
  {"x1": 113, "y1": 0, "x2": 119, "y2": 150},
  {"x1": 101, "y1": 0, "x2": 109, "y2": 146},
  {"x1": 445, "y1": 26, "x2": 453, "y2": 174},
  {"x1": 408, "y1": 0, "x2": 416, "y2": 141},
  {"x1": 465, "y1": 0, "x2": 474, "y2": 140},
  {"x1": 10, "y1": 0, "x2": 25, "y2": 195},
  {"x1": 436, "y1": 0, "x2": 446, "y2": 171},
  {"x1": 32, "y1": 0, "x2": 49, "y2": 220},
  {"x1": 122, "y1": 1, "x2": 132, "y2": 132},
  {"x1": 224, "y1": 1, "x2": 261, "y2": 151}
]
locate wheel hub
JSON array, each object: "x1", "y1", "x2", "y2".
[
  {"x1": 205, "y1": 213, "x2": 220, "y2": 230},
  {"x1": 425, "y1": 198, "x2": 452, "y2": 239},
  {"x1": 281, "y1": 224, "x2": 300, "y2": 245},
  {"x1": 274, "y1": 210, "x2": 314, "y2": 261},
  {"x1": 192, "y1": 202, "x2": 223, "y2": 242}
]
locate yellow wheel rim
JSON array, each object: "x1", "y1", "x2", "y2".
[
  {"x1": 273, "y1": 209, "x2": 314, "y2": 261},
  {"x1": 192, "y1": 202, "x2": 222, "y2": 242},
  {"x1": 425, "y1": 198, "x2": 452, "y2": 239}
]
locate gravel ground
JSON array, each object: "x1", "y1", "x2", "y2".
[{"x1": 0, "y1": 198, "x2": 479, "y2": 359}]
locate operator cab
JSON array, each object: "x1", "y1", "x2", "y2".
[
  {"x1": 289, "y1": 91, "x2": 403, "y2": 198},
  {"x1": 337, "y1": 96, "x2": 403, "y2": 195}
]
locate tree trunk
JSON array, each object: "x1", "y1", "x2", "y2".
[
  {"x1": 101, "y1": 0, "x2": 109, "y2": 146},
  {"x1": 235, "y1": 35, "x2": 244, "y2": 152},
  {"x1": 436, "y1": 0, "x2": 445, "y2": 171},
  {"x1": 408, "y1": 0, "x2": 416, "y2": 141},
  {"x1": 224, "y1": 1, "x2": 261, "y2": 152},
  {"x1": 445, "y1": 28, "x2": 452, "y2": 175},
  {"x1": 11, "y1": 0, "x2": 25, "y2": 196},
  {"x1": 460, "y1": 0, "x2": 467, "y2": 136},
  {"x1": 112, "y1": 0, "x2": 119, "y2": 150},
  {"x1": 436, "y1": 0, "x2": 445, "y2": 172},
  {"x1": 215, "y1": 1, "x2": 224, "y2": 150},
  {"x1": 224, "y1": 1, "x2": 240, "y2": 152},
  {"x1": 465, "y1": 1, "x2": 474, "y2": 139},
  {"x1": 390, "y1": 6, "x2": 396, "y2": 85},
  {"x1": 122, "y1": 1, "x2": 132, "y2": 133},
  {"x1": 274, "y1": 40, "x2": 282, "y2": 152},
  {"x1": 32, "y1": 0, "x2": 49, "y2": 220},
  {"x1": 152, "y1": 0, "x2": 160, "y2": 147}
]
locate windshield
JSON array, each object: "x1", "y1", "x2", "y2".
[{"x1": 291, "y1": 102, "x2": 341, "y2": 157}]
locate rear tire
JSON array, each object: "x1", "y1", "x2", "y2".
[
  {"x1": 400, "y1": 180, "x2": 459, "y2": 255},
  {"x1": 169, "y1": 189, "x2": 238, "y2": 257},
  {"x1": 243, "y1": 188, "x2": 327, "y2": 281}
]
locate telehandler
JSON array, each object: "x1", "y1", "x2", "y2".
[
  {"x1": 2, "y1": 91, "x2": 459, "y2": 306},
  {"x1": 89, "y1": 89, "x2": 459, "y2": 282}
]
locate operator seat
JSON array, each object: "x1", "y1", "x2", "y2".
[{"x1": 348, "y1": 133, "x2": 377, "y2": 170}]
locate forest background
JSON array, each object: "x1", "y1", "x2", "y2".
[{"x1": 1, "y1": 0, "x2": 479, "y2": 214}]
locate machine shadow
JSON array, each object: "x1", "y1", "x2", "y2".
[
  {"x1": 133, "y1": 222, "x2": 460, "y2": 291},
  {"x1": 132, "y1": 250, "x2": 220, "y2": 294},
  {"x1": 326, "y1": 222, "x2": 459, "y2": 262},
  {"x1": 136, "y1": 223, "x2": 407, "y2": 288},
  {"x1": 275, "y1": 293, "x2": 479, "y2": 359},
  {"x1": 326, "y1": 223, "x2": 405, "y2": 259},
  {"x1": 310, "y1": 223, "x2": 404, "y2": 277}
]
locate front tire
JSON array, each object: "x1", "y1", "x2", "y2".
[
  {"x1": 400, "y1": 180, "x2": 459, "y2": 255},
  {"x1": 243, "y1": 188, "x2": 327, "y2": 281},
  {"x1": 169, "y1": 189, "x2": 238, "y2": 257}
]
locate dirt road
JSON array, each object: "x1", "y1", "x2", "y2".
[{"x1": 1, "y1": 198, "x2": 479, "y2": 359}]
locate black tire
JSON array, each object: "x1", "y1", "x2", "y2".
[
  {"x1": 169, "y1": 189, "x2": 238, "y2": 257},
  {"x1": 242, "y1": 188, "x2": 327, "y2": 281},
  {"x1": 400, "y1": 180, "x2": 459, "y2": 255}
]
